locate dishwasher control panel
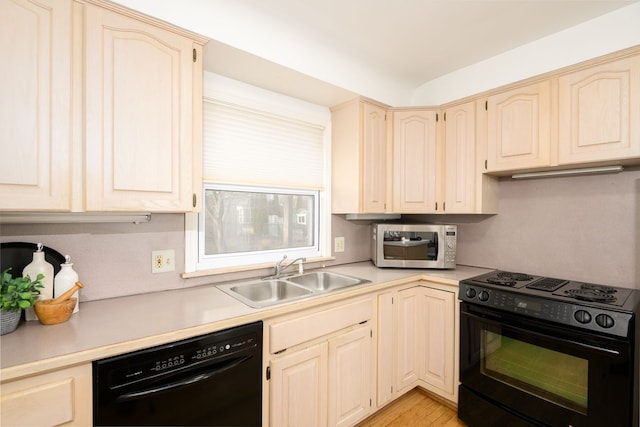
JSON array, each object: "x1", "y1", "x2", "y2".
[{"x1": 100, "y1": 327, "x2": 260, "y2": 389}]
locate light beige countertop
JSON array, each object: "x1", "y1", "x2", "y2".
[{"x1": 0, "y1": 262, "x2": 492, "y2": 382}]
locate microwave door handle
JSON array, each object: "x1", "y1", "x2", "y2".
[{"x1": 115, "y1": 355, "x2": 252, "y2": 402}]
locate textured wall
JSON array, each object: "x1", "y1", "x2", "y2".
[
  {"x1": 2, "y1": 169, "x2": 638, "y2": 301},
  {"x1": 410, "y1": 168, "x2": 640, "y2": 289}
]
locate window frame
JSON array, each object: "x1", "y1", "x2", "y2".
[
  {"x1": 184, "y1": 72, "x2": 332, "y2": 275},
  {"x1": 196, "y1": 183, "x2": 322, "y2": 270}
]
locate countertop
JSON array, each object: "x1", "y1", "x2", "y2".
[{"x1": 0, "y1": 262, "x2": 492, "y2": 382}]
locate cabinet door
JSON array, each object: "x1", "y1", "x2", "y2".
[
  {"x1": 0, "y1": 363, "x2": 92, "y2": 426},
  {"x1": 376, "y1": 292, "x2": 395, "y2": 407},
  {"x1": 0, "y1": 0, "x2": 72, "y2": 210},
  {"x1": 328, "y1": 327, "x2": 373, "y2": 427},
  {"x1": 420, "y1": 287, "x2": 456, "y2": 395},
  {"x1": 559, "y1": 55, "x2": 640, "y2": 164},
  {"x1": 443, "y1": 102, "x2": 476, "y2": 213},
  {"x1": 487, "y1": 81, "x2": 552, "y2": 172},
  {"x1": 396, "y1": 287, "x2": 422, "y2": 391},
  {"x1": 362, "y1": 102, "x2": 388, "y2": 213},
  {"x1": 84, "y1": 5, "x2": 197, "y2": 211},
  {"x1": 393, "y1": 110, "x2": 439, "y2": 213},
  {"x1": 270, "y1": 343, "x2": 328, "y2": 427}
]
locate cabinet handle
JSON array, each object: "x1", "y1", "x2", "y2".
[
  {"x1": 193, "y1": 48, "x2": 197, "y2": 62},
  {"x1": 266, "y1": 366, "x2": 271, "y2": 381},
  {"x1": 443, "y1": 202, "x2": 446, "y2": 211},
  {"x1": 192, "y1": 193, "x2": 197, "y2": 208},
  {"x1": 484, "y1": 160, "x2": 488, "y2": 170},
  {"x1": 435, "y1": 202, "x2": 438, "y2": 211}
]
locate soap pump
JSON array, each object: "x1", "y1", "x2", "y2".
[
  {"x1": 54, "y1": 255, "x2": 80, "y2": 314},
  {"x1": 22, "y1": 243, "x2": 54, "y2": 320}
]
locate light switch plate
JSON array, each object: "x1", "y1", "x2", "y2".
[{"x1": 334, "y1": 237, "x2": 345, "y2": 253}]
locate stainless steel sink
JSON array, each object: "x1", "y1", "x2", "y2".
[
  {"x1": 224, "y1": 280, "x2": 312, "y2": 308},
  {"x1": 218, "y1": 271, "x2": 370, "y2": 308},
  {"x1": 287, "y1": 271, "x2": 367, "y2": 291}
]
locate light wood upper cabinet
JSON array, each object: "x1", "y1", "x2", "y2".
[
  {"x1": 392, "y1": 109, "x2": 439, "y2": 213},
  {"x1": 443, "y1": 101, "x2": 476, "y2": 213},
  {"x1": 84, "y1": 4, "x2": 202, "y2": 211},
  {"x1": 0, "y1": 0, "x2": 204, "y2": 213},
  {"x1": 0, "y1": 0, "x2": 72, "y2": 210},
  {"x1": 331, "y1": 98, "x2": 389, "y2": 214},
  {"x1": 558, "y1": 54, "x2": 640, "y2": 165},
  {"x1": 486, "y1": 81, "x2": 553, "y2": 172}
]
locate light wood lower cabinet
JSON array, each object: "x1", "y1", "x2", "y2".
[
  {"x1": 270, "y1": 342, "x2": 329, "y2": 427},
  {"x1": 0, "y1": 363, "x2": 92, "y2": 426},
  {"x1": 377, "y1": 282, "x2": 458, "y2": 407},
  {"x1": 420, "y1": 286, "x2": 456, "y2": 396},
  {"x1": 328, "y1": 326, "x2": 373, "y2": 427},
  {"x1": 267, "y1": 296, "x2": 375, "y2": 427}
]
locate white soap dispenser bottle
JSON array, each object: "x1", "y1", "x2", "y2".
[
  {"x1": 22, "y1": 243, "x2": 54, "y2": 321},
  {"x1": 54, "y1": 255, "x2": 80, "y2": 314}
]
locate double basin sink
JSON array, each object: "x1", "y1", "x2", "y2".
[{"x1": 218, "y1": 271, "x2": 370, "y2": 308}]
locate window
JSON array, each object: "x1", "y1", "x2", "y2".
[
  {"x1": 187, "y1": 73, "x2": 331, "y2": 273},
  {"x1": 199, "y1": 184, "x2": 320, "y2": 268}
]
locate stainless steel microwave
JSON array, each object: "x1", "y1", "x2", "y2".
[{"x1": 371, "y1": 223, "x2": 457, "y2": 269}]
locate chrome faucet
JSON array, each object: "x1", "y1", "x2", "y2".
[{"x1": 272, "y1": 255, "x2": 306, "y2": 278}]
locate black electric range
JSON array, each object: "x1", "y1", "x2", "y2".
[{"x1": 459, "y1": 270, "x2": 639, "y2": 338}]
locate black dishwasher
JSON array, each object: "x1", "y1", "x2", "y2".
[{"x1": 93, "y1": 321, "x2": 262, "y2": 426}]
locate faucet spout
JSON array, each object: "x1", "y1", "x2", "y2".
[{"x1": 270, "y1": 255, "x2": 306, "y2": 279}]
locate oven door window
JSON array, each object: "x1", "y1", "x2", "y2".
[
  {"x1": 481, "y1": 330, "x2": 588, "y2": 414},
  {"x1": 382, "y1": 231, "x2": 437, "y2": 260}
]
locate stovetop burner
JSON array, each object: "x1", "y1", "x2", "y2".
[
  {"x1": 484, "y1": 271, "x2": 536, "y2": 287},
  {"x1": 566, "y1": 288, "x2": 617, "y2": 303},
  {"x1": 497, "y1": 271, "x2": 534, "y2": 281},
  {"x1": 487, "y1": 277, "x2": 517, "y2": 286}
]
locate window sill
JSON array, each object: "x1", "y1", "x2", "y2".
[{"x1": 181, "y1": 256, "x2": 336, "y2": 279}]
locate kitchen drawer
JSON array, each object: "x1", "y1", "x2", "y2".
[{"x1": 269, "y1": 297, "x2": 374, "y2": 353}]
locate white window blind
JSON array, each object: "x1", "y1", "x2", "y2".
[{"x1": 203, "y1": 99, "x2": 326, "y2": 189}]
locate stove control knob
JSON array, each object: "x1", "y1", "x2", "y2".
[
  {"x1": 574, "y1": 310, "x2": 591, "y2": 324},
  {"x1": 465, "y1": 288, "x2": 477, "y2": 299},
  {"x1": 595, "y1": 313, "x2": 615, "y2": 329},
  {"x1": 478, "y1": 290, "x2": 490, "y2": 302}
]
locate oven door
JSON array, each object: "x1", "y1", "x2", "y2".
[{"x1": 459, "y1": 302, "x2": 633, "y2": 427}]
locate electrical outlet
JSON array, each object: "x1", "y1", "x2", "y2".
[
  {"x1": 152, "y1": 249, "x2": 175, "y2": 273},
  {"x1": 334, "y1": 237, "x2": 345, "y2": 253}
]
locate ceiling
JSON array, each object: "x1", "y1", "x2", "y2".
[{"x1": 113, "y1": 0, "x2": 638, "y2": 106}]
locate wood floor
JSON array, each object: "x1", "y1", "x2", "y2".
[{"x1": 356, "y1": 389, "x2": 468, "y2": 427}]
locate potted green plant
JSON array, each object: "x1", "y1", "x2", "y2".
[{"x1": 1, "y1": 268, "x2": 44, "y2": 335}]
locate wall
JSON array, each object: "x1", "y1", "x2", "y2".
[
  {"x1": 3, "y1": 168, "x2": 637, "y2": 302},
  {"x1": 409, "y1": 168, "x2": 640, "y2": 290},
  {"x1": 0, "y1": 214, "x2": 370, "y2": 302},
  {"x1": 412, "y1": 2, "x2": 640, "y2": 105}
]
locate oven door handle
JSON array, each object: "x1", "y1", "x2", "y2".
[
  {"x1": 115, "y1": 355, "x2": 252, "y2": 402},
  {"x1": 462, "y1": 307, "x2": 623, "y2": 355}
]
